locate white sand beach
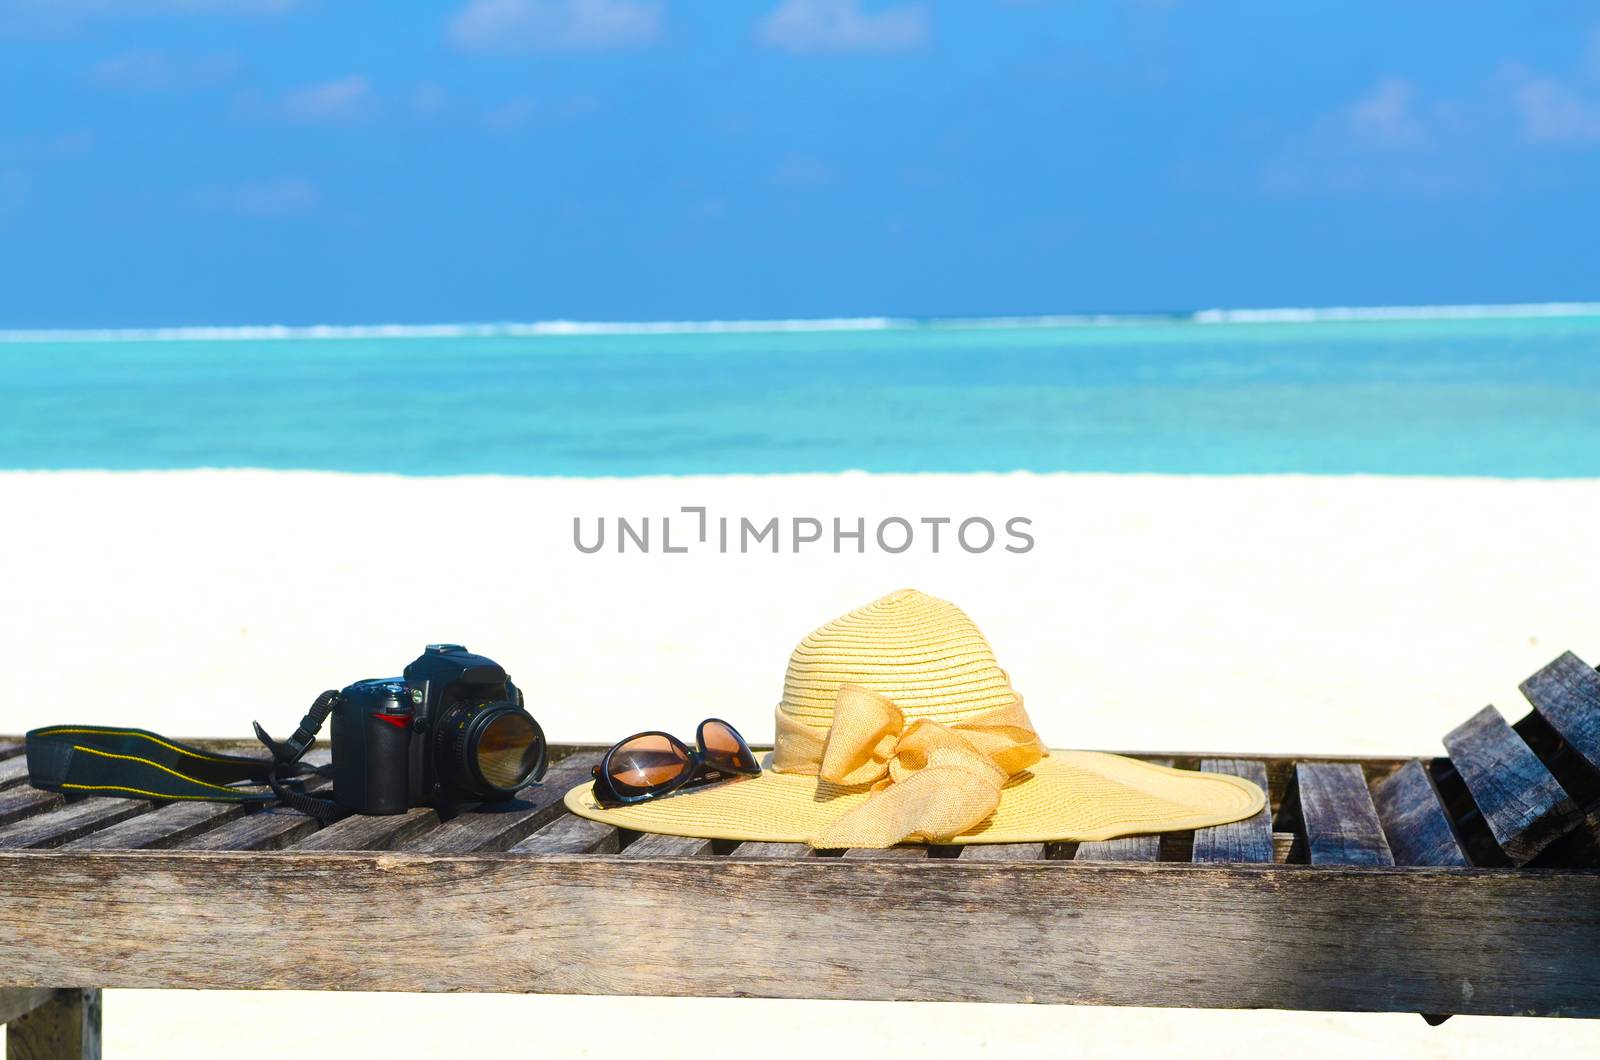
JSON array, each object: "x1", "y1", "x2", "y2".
[{"x1": 3, "y1": 468, "x2": 1599, "y2": 1058}]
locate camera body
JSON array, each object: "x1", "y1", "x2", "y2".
[{"x1": 330, "y1": 644, "x2": 547, "y2": 815}]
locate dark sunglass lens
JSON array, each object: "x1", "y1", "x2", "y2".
[
  {"x1": 700, "y1": 720, "x2": 758, "y2": 772},
  {"x1": 608, "y1": 734, "x2": 690, "y2": 791}
]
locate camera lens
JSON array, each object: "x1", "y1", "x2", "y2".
[
  {"x1": 476, "y1": 711, "x2": 542, "y2": 789},
  {"x1": 435, "y1": 700, "x2": 547, "y2": 798}
]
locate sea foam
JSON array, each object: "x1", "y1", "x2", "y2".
[{"x1": 2, "y1": 303, "x2": 1598, "y2": 343}]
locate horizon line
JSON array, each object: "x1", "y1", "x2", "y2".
[{"x1": 3, "y1": 300, "x2": 1599, "y2": 342}]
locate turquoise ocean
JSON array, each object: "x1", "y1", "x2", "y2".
[{"x1": 2, "y1": 308, "x2": 1598, "y2": 477}]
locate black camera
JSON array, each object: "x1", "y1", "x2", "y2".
[{"x1": 329, "y1": 644, "x2": 548, "y2": 815}]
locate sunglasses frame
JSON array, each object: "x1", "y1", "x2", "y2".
[{"x1": 591, "y1": 718, "x2": 761, "y2": 807}]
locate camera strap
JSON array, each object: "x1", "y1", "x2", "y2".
[
  {"x1": 252, "y1": 689, "x2": 341, "y2": 767},
  {"x1": 24, "y1": 691, "x2": 348, "y2": 821},
  {"x1": 24, "y1": 725, "x2": 306, "y2": 804}
]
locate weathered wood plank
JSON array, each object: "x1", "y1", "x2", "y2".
[
  {"x1": 1272, "y1": 832, "x2": 1296, "y2": 863},
  {"x1": 619, "y1": 832, "x2": 716, "y2": 857},
  {"x1": 59, "y1": 799, "x2": 252, "y2": 852},
  {"x1": 5, "y1": 988, "x2": 99, "y2": 1060},
  {"x1": 0, "y1": 743, "x2": 22, "y2": 761},
  {"x1": 1514, "y1": 711, "x2": 1600, "y2": 811},
  {"x1": 0, "y1": 756, "x2": 30, "y2": 790},
  {"x1": 0, "y1": 799, "x2": 150, "y2": 851},
  {"x1": 1520, "y1": 651, "x2": 1600, "y2": 776},
  {"x1": 841, "y1": 845, "x2": 932, "y2": 859},
  {"x1": 0, "y1": 789, "x2": 62, "y2": 831},
  {"x1": 1192, "y1": 760, "x2": 1273, "y2": 863},
  {"x1": 1444, "y1": 704, "x2": 1580, "y2": 865},
  {"x1": 1529, "y1": 810, "x2": 1600, "y2": 869},
  {"x1": 729, "y1": 842, "x2": 817, "y2": 858},
  {"x1": 508, "y1": 814, "x2": 621, "y2": 855},
  {"x1": 1372, "y1": 760, "x2": 1469, "y2": 867},
  {"x1": 1422, "y1": 757, "x2": 1507, "y2": 867},
  {"x1": 1279, "y1": 763, "x2": 1394, "y2": 866},
  {"x1": 1, "y1": 854, "x2": 1598, "y2": 1017},
  {"x1": 0, "y1": 988, "x2": 55, "y2": 1025},
  {"x1": 292, "y1": 808, "x2": 439, "y2": 852},
  {"x1": 1073, "y1": 836, "x2": 1161, "y2": 862},
  {"x1": 178, "y1": 805, "x2": 321, "y2": 852},
  {"x1": 959, "y1": 843, "x2": 1048, "y2": 861},
  {"x1": 400, "y1": 760, "x2": 595, "y2": 855}
]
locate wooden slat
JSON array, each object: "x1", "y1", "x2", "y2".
[
  {"x1": 1520, "y1": 651, "x2": 1600, "y2": 776},
  {"x1": 1282, "y1": 763, "x2": 1394, "y2": 866},
  {"x1": 179, "y1": 805, "x2": 322, "y2": 852},
  {"x1": 959, "y1": 843, "x2": 1048, "y2": 861},
  {"x1": 508, "y1": 813, "x2": 621, "y2": 854},
  {"x1": 842, "y1": 845, "x2": 931, "y2": 859},
  {"x1": 1443, "y1": 704, "x2": 1580, "y2": 864},
  {"x1": 730, "y1": 842, "x2": 816, "y2": 858},
  {"x1": 0, "y1": 787, "x2": 63, "y2": 830},
  {"x1": 0, "y1": 754, "x2": 30, "y2": 789},
  {"x1": 0, "y1": 742, "x2": 22, "y2": 759},
  {"x1": 61, "y1": 799, "x2": 254, "y2": 852},
  {"x1": 1421, "y1": 757, "x2": 1506, "y2": 867},
  {"x1": 0, "y1": 798, "x2": 150, "y2": 850},
  {"x1": 1073, "y1": 836, "x2": 1160, "y2": 862},
  {"x1": 1372, "y1": 760, "x2": 1469, "y2": 867},
  {"x1": 292, "y1": 807, "x2": 439, "y2": 852},
  {"x1": 5, "y1": 987, "x2": 100, "y2": 1059},
  {"x1": 2, "y1": 853, "x2": 1599, "y2": 1017},
  {"x1": 1531, "y1": 811, "x2": 1600, "y2": 868},
  {"x1": 0, "y1": 987, "x2": 56, "y2": 1025},
  {"x1": 1272, "y1": 832, "x2": 1296, "y2": 863},
  {"x1": 401, "y1": 759, "x2": 595, "y2": 854},
  {"x1": 619, "y1": 832, "x2": 716, "y2": 857},
  {"x1": 1191, "y1": 759, "x2": 1273, "y2": 863}
]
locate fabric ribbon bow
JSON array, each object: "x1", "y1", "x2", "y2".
[{"x1": 772, "y1": 685, "x2": 1046, "y2": 848}]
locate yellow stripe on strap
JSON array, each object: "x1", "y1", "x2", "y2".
[
  {"x1": 70, "y1": 745, "x2": 252, "y2": 794},
  {"x1": 60, "y1": 784, "x2": 250, "y2": 801}
]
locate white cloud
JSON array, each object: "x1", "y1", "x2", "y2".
[
  {"x1": 448, "y1": 0, "x2": 660, "y2": 53},
  {"x1": 758, "y1": 0, "x2": 927, "y2": 54},
  {"x1": 90, "y1": 50, "x2": 238, "y2": 91},
  {"x1": 198, "y1": 177, "x2": 317, "y2": 215},
  {"x1": 1348, "y1": 76, "x2": 1424, "y2": 147},
  {"x1": 1514, "y1": 73, "x2": 1600, "y2": 144},
  {"x1": 280, "y1": 76, "x2": 373, "y2": 124}
]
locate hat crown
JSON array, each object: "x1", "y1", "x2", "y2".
[{"x1": 780, "y1": 589, "x2": 1017, "y2": 730}]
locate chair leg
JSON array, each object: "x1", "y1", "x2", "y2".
[
  {"x1": 0, "y1": 993, "x2": 55, "y2": 1029},
  {"x1": 6, "y1": 989, "x2": 101, "y2": 1060}
]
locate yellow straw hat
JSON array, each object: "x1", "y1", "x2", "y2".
[{"x1": 565, "y1": 589, "x2": 1265, "y2": 848}]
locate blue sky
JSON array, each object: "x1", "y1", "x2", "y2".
[{"x1": 1, "y1": 0, "x2": 1597, "y2": 327}]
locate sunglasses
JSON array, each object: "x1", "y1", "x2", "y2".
[{"x1": 591, "y1": 718, "x2": 761, "y2": 807}]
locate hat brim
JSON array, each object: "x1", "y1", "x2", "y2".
[{"x1": 563, "y1": 750, "x2": 1266, "y2": 846}]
